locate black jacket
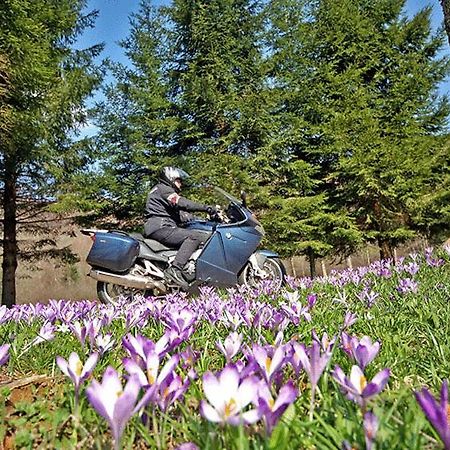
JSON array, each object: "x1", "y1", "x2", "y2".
[{"x1": 144, "y1": 182, "x2": 209, "y2": 235}]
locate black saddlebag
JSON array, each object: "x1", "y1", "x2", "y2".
[{"x1": 86, "y1": 232, "x2": 140, "y2": 273}]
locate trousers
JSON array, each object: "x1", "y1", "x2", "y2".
[{"x1": 148, "y1": 225, "x2": 211, "y2": 269}]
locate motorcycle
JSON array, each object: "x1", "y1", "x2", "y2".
[{"x1": 81, "y1": 187, "x2": 286, "y2": 304}]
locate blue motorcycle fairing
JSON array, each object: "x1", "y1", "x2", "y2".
[
  {"x1": 195, "y1": 224, "x2": 262, "y2": 286},
  {"x1": 255, "y1": 249, "x2": 279, "y2": 258}
]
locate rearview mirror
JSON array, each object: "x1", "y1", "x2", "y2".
[{"x1": 240, "y1": 191, "x2": 247, "y2": 208}]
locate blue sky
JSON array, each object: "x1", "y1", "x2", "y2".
[{"x1": 76, "y1": 0, "x2": 449, "y2": 135}]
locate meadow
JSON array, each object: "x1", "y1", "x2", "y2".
[{"x1": 1, "y1": 246, "x2": 450, "y2": 450}]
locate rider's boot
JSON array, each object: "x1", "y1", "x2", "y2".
[{"x1": 164, "y1": 265, "x2": 189, "y2": 289}]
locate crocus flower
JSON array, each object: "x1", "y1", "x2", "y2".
[
  {"x1": 0, "y1": 306, "x2": 10, "y2": 325},
  {"x1": 397, "y1": 278, "x2": 418, "y2": 295},
  {"x1": 122, "y1": 333, "x2": 167, "y2": 364},
  {"x1": 332, "y1": 365, "x2": 390, "y2": 411},
  {"x1": 350, "y1": 336, "x2": 380, "y2": 370},
  {"x1": 357, "y1": 289, "x2": 379, "y2": 308},
  {"x1": 257, "y1": 380, "x2": 297, "y2": 435},
  {"x1": 296, "y1": 340, "x2": 331, "y2": 419},
  {"x1": 296, "y1": 340, "x2": 331, "y2": 389},
  {"x1": 289, "y1": 341, "x2": 304, "y2": 374},
  {"x1": 155, "y1": 371, "x2": 190, "y2": 411},
  {"x1": 175, "y1": 444, "x2": 199, "y2": 450},
  {"x1": 307, "y1": 293, "x2": 317, "y2": 308},
  {"x1": 312, "y1": 330, "x2": 335, "y2": 354},
  {"x1": 200, "y1": 364, "x2": 260, "y2": 425},
  {"x1": 415, "y1": 380, "x2": 450, "y2": 449},
  {"x1": 250, "y1": 344, "x2": 285, "y2": 383},
  {"x1": 123, "y1": 352, "x2": 180, "y2": 389},
  {"x1": 216, "y1": 332, "x2": 243, "y2": 362},
  {"x1": 163, "y1": 308, "x2": 196, "y2": 337},
  {"x1": 340, "y1": 332, "x2": 355, "y2": 356},
  {"x1": 363, "y1": 411, "x2": 379, "y2": 450},
  {"x1": 0, "y1": 344, "x2": 10, "y2": 366},
  {"x1": 86, "y1": 367, "x2": 141, "y2": 450},
  {"x1": 56, "y1": 352, "x2": 99, "y2": 407},
  {"x1": 95, "y1": 333, "x2": 115, "y2": 355},
  {"x1": 31, "y1": 322, "x2": 56, "y2": 346},
  {"x1": 342, "y1": 311, "x2": 357, "y2": 329},
  {"x1": 69, "y1": 321, "x2": 87, "y2": 346}
]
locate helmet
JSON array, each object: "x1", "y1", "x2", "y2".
[{"x1": 160, "y1": 166, "x2": 190, "y2": 192}]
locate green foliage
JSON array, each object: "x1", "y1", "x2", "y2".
[
  {"x1": 0, "y1": 0, "x2": 103, "y2": 305},
  {"x1": 57, "y1": 0, "x2": 450, "y2": 261},
  {"x1": 267, "y1": 0, "x2": 450, "y2": 257}
]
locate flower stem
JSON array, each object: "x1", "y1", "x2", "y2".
[{"x1": 309, "y1": 385, "x2": 316, "y2": 421}]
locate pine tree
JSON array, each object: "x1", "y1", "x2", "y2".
[
  {"x1": 0, "y1": 0, "x2": 102, "y2": 306},
  {"x1": 92, "y1": 0, "x2": 269, "y2": 220},
  {"x1": 269, "y1": 0, "x2": 450, "y2": 260}
]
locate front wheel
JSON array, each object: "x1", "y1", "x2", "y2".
[{"x1": 238, "y1": 257, "x2": 286, "y2": 291}]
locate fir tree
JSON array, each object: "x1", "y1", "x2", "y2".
[
  {"x1": 269, "y1": 0, "x2": 450, "y2": 260},
  {"x1": 0, "y1": 0, "x2": 102, "y2": 306}
]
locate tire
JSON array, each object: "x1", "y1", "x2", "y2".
[
  {"x1": 96, "y1": 281, "x2": 150, "y2": 305},
  {"x1": 238, "y1": 257, "x2": 286, "y2": 291}
]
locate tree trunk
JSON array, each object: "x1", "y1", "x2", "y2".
[
  {"x1": 440, "y1": 1, "x2": 450, "y2": 45},
  {"x1": 378, "y1": 237, "x2": 394, "y2": 261},
  {"x1": 308, "y1": 248, "x2": 316, "y2": 278},
  {"x1": 2, "y1": 157, "x2": 17, "y2": 307}
]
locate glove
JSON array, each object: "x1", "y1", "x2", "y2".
[{"x1": 206, "y1": 206, "x2": 218, "y2": 215}]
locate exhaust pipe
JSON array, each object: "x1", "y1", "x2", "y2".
[{"x1": 88, "y1": 269, "x2": 167, "y2": 293}]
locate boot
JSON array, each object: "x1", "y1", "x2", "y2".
[{"x1": 164, "y1": 266, "x2": 189, "y2": 289}]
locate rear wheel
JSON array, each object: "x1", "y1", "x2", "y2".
[
  {"x1": 238, "y1": 257, "x2": 286, "y2": 291},
  {"x1": 96, "y1": 281, "x2": 149, "y2": 305}
]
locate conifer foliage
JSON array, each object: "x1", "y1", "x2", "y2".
[
  {"x1": 93, "y1": 0, "x2": 449, "y2": 266},
  {"x1": 0, "y1": 0, "x2": 102, "y2": 306},
  {"x1": 1, "y1": 0, "x2": 450, "y2": 304}
]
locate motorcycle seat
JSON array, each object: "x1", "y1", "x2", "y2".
[{"x1": 130, "y1": 232, "x2": 172, "y2": 252}]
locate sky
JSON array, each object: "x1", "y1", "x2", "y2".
[{"x1": 76, "y1": 0, "x2": 449, "y2": 135}]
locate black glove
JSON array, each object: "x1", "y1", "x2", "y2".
[{"x1": 206, "y1": 205, "x2": 218, "y2": 215}]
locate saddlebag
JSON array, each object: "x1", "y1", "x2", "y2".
[{"x1": 86, "y1": 232, "x2": 140, "y2": 273}]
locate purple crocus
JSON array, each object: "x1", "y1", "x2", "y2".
[
  {"x1": 257, "y1": 380, "x2": 297, "y2": 435},
  {"x1": 163, "y1": 308, "x2": 196, "y2": 337},
  {"x1": 342, "y1": 311, "x2": 357, "y2": 329},
  {"x1": 200, "y1": 364, "x2": 260, "y2": 425},
  {"x1": 350, "y1": 336, "x2": 380, "y2": 370},
  {"x1": 56, "y1": 352, "x2": 99, "y2": 408},
  {"x1": 86, "y1": 367, "x2": 141, "y2": 450},
  {"x1": 175, "y1": 444, "x2": 199, "y2": 450},
  {"x1": 415, "y1": 380, "x2": 450, "y2": 449},
  {"x1": 397, "y1": 278, "x2": 418, "y2": 295},
  {"x1": 122, "y1": 333, "x2": 167, "y2": 363},
  {"x1": 363, "y1": 411, "x2": 379, "y2": 450},
  {"x1": 95, "y1": 333, "x2": 115, "y2": 355},
  {"x1": 31, "y1": 322, "x2": 56, "y2": 346},
  {"x1": 0, "y1": 344, "x2": 10, "y2": 366},
  {"x1": 123, "y1": 352, "x2": 180, "y2": 389},
  {"x1": 69, "y1": 321, "x2": 87, "y2": 347},
  {"x1": 155, "y1": 371, "x2": 190, "y2": 411},
  {"x1": 332, "y1": 365, "x2": 390, "y2": 411},
  {"x1": 216, "y1": 332, "x2": 243, "y2": 362},
  {"x1": 296, "y1": 340, "x2": 331, "y2": 419},
  {"x1": 250, "y1": 344, "x2": 285, "y2": 383},
  {"x1": 297, "y1": 340, "x2": 331, "y2": 388},
  {"x1": 307, "y1": 293, "x2": 317, "y2": 308}
]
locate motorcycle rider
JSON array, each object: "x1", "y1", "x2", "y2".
[{"x1": 144, "y1": 166, "x2": 217, "y2": 288}]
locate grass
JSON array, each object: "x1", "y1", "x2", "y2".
[{"x1": 0, "y1": 247, "x2": 449, "y2": 449}]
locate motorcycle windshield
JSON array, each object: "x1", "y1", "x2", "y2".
[{"x1": 212, "y1": 186, "x2": 243, "y2": 205}]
